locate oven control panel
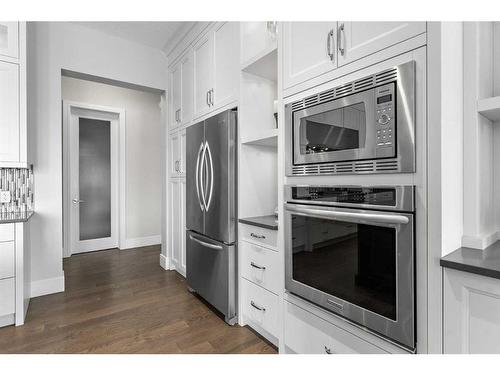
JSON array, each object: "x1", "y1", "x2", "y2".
[{"x1": 375, "y1": 83, "x2": 395, "y2": 153}]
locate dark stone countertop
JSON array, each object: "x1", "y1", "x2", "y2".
[
  {"x1": 440, "y1": 241, "x2": 500, "y2": 280},
  {"x1": 239, "y1": 215, "x2": 278, "y2": 231},
  {"x1": 0, "y1": 211, "x2": 34, "y2": 224}
]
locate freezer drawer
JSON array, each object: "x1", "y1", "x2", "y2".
[{"x1": 186, "y1": 230, "x2": 236, "y2": 324}]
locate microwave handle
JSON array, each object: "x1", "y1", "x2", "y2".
[{"x1": 285, "y1": 204, "x2": 409, "y2": 225}]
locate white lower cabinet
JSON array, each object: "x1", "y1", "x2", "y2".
[
  {"x1": 241, "y1": 277, "x2": 279, "y2": 339},
  {"x1": 0, "y1": 241, "x2": 15, "y2": 279},
  {"x1": 284, "y1": 301, "x2": 389, "y2": 354},
  {"x1": 240, "y1": 240, "x2": 279, "y2": 294},
  {"x1": 444, "y1": 268, "x2": 500, "y2": 354},
  {"x1": 239, "y1": 224, "x2": 277, "y2": 250},
  {"x1": 169, "y1": 178, "x2": 186, "y2": 276},
  {"x1": 0, "y1": 278, "x2": 15, "y2": 318}
]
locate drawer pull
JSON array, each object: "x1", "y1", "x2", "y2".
[
  {"x1": 250, "y1": 233, "x2": 266, "y2": 239},
  {"x1": 324, "y1": 346, "x2": 333, "y2": 354},
  {"x1": 250, "y1": 262, "x2": 266, "y2": 270},
  {"x1": 250, "y1": 300, "x2": 266, "y2": 312}
]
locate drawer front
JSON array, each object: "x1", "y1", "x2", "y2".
[
  {"x1": 284, "y1": 301, "x2": 388, "y2": 354},
  {"x1": 0, "y1": 241, "x2": 14, "y2": 279},
  {"x1": 241, "y1": 278, "x2": 279, "y2": 338},
  {"x1": 240, "y1": 241, "x2": 279, "y2": 294},
  {"x1": 239, "y1": 224, "x2": 277, "y2": 250},
  {"x1": 0, "y1": 224, "x2": 14, "y2": 242},
  {"x1": 0, "y1": 278, "x2": 15, "y2": 316}
]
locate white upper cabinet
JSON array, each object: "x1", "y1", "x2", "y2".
[
  {"x1": 213, "y1": 22, "x2": 239, "y2": 109},
  {"x1": 193, "y1": 32, "x2": 214, "y2": 118},
  {"x1": 169, "y1": 131, "x2": 180, "y2": 177},
  {"x1": 240, "y1": 22, "x2": 277, "y2": 64},
  {"x1": 282, "y1": 22, "x2": 338, "y2": 90},
  {"x1": 170, "y1": 63, "x2": 182, "y2": 129},
  {"x1": 0, "y1": 61, "x2": 20, "y2": 163},
  {"x1": 337, "y1": 22, "x2": 426, "y2": 66},
  {"x1": 180, "y1": 51, "x2": 194, "y2": 126},
  {"x1": 0, "y1": 22, "x2": 18, "y2": 59}
]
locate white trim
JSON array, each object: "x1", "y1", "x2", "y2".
[
  {"x1": 62, "y1": 101, "x2": 126, "y2": 257},
  {"x1": 123, "y1": 235, "x2": 161, "y2": 250},
  {"x1": 462, "y1": 232, "x2": 500, "y2": 250},
  {"x1": 30, "y1": 274, "x2": 65, "y2": 298},
  {"x1": 159, "y1": 253, "x2": 169, "y2": 270}
]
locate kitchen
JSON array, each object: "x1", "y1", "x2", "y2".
[{"x1": 1, "y1": 2, "x2": 500, "y2": 368}]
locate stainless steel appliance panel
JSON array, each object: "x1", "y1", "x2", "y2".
[
  {"x1": 203, "y1": 110, "x2": 237, "y2": 244},
  {"x1": 186, "y1": 121, "x2": 205, "y2": 234},
  {"x1": 186, "y1": 230, "x2": 236, "y2": 323}
]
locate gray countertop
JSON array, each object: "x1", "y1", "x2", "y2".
[
  {"x1": 239, "y1": 215, "x2": 278, "y2": 231},
  {"x1": 440, "y1": 241, "x2": 500, "y2": 280},
  {"x1": 0, "y1": 211, "x2": 34, "y2": 224}
]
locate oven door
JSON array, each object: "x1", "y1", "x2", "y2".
[
  {"x1": 284, "y1": 203, "x2": 414, "y2": 349},
  {"x1": 292, "y1": 89, "x2": 377, "y2": 165}
]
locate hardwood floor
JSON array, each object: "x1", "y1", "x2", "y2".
[{"x1": 0, "y1": 246, "x2": 277, "y2": 354}]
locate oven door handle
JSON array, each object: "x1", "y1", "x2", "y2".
[{"x1": 284, "y1": 204, "x2": 409, "y2": 225}]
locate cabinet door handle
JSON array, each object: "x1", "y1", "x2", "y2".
[
  {"x1": 324, "y1": 346, "x2": 333, "y2": 354},
  {"x1": 327, "y1": 29, "x2": 335, "y2": 61},
  {"x1": 338, "y1": 23, "x2": 345, "y2": 56},
  {"x1": 250, "y1": 262, "x2": 266, "y2": 270},
  {"x1": 174, "y1": 160, "x2": 179, "y2": 172},
  {"x1": 209, "y1": 89, "x2": 214, "y2": 106},
  {"x1": 250, "y1": 232, "x2": 266, "y2": 239},
  {"x1": 206, "y1": 90, "x2": 210, "y2": 106},
  {"x1": 250, "y1": 300, "x2": 266, "y2": 312},
  {"x1": 177, "y1": 109, "x2": 181, "y2": 123}
]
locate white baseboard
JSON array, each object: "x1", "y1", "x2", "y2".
[
  {"x1": 31, "y1": 273, "x2": 65, "y2": 298},
  {"x1": 159, "y1": 253, "x2": 170, "y2": 270},
  {"x1": 122, "y1": 235, "x2": 161, "y2": 250},
  {"x1": 462, "y1": 231, "x2": 500, "y2": 250}
]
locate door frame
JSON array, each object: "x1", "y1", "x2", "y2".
[{"x1": 62, "y1": 101, "x2": 126, "y2": 257}]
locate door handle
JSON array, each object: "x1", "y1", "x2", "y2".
[
  {"x1": 195, "y1": 142, "x2": 205, "y2": 212},
  {"x1": 211, "y1": 89, "x2": 214, "y2": 106},
  {"x1": 200, "y1": 142, "x2": 208, "y2": 211},
  {"x1": 250, "y1": 232, "x2": 266, "y2": 239},
  {"x1": 250, "y1": 300, "x2": 266, "y2": 312},
  {"x1": 189, "y1": 233, "x2": 223, "y2": 250},
  {"x1": 327, "y1": 29, "x2": 335, "y2": 61},
  {"x1": 72, "y1": 199, "x2": 85, "y2": 204},
  {"x1": 204, "y1": 141, "x2": 214, "y2": 211},
  {"x1": 338, "y1": 23, "x2": 345, "y2": 56},
  {"x1": 324, "y1": 346, "x2": 333, "y2": 354},
  {"x1": 250, "y1": 262, "x2": 266, "y2": 270}
]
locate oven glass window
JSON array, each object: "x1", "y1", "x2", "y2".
[
  {"x1": 299, "y1": 102, "x2": 366, "y2": 155},
  {"x1": 291, "y1": 215, "x2": 396, "y2": 320}
]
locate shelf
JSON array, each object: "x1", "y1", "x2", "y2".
[
  {"x1": 241, "y1": 128, "x2": 278, "y2": 147},
  {"x1": 241, "y1": 42, "x2": 277, "y2": 82},
  {"x1": 478, "y1": 96, "x2": 500, "y2": 121}
]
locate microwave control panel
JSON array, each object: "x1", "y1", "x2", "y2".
[{"x1": 375, "y1": 83, "x2": 395, "y2": 155}]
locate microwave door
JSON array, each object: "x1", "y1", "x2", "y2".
[{"x1": 293, "y1": 89, "x2": 376, "y2": 165}]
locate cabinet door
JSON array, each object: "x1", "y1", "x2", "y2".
[
  {"x1": 180, "y1": 50, "x2": 194, "y2": 126},
  {"x1": 282, "y1": 22, "x2": 337, "y2": 90},
  {"x1": 193, "y1": 32, "x2": 214, "y2": 118},
  {"x1": 444, "y1": 268, "x2": 500, "y2": 354},
  {"x1": 179, "y1": 179, "x2": 186, "y2": 274},
  {"x1": 213, "y1": 22, "x2": 239, "y2": 109},
  {"x1": 170, "y1": 63, "x2": 182, "y2": 129},
  {"x1": 0, "y1": 61, "x2": 19, "y2": 163},
  {"x1": 0, "y1": 22, "x2": 18, "y2": 59},
  {"x1": 169, "y1": 132, "x2": 180, "y2": 176},
  {"x1": 240, "y1": 22, "x2": 276, "y2": 64},
  {"x1": 179, "y1": 128, "x2": 186, "y2": 176},
  {"x1": 338, "y1": 22, "x2": 426, "y2": 66},
  {"x1": 170, "y1": 180, "x2": 181, "y2": 269}
]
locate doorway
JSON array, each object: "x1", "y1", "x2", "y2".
[{"x1": 63, "y1": 102, "x2": 125, "y2": 256}]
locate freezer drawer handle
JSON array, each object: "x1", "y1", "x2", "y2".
[
  {"x1": 189, "y1": 234, "x2": 223, "y2": 250},
  {"x1": 250, "y1": 300, "x2": 266, "y2": 312},
  {"x1": 250, "y1": 233, "x2": 266, "y2": 239},
  {"x1": 250, "y1": 262, "x2": 266, "y2": 270}
]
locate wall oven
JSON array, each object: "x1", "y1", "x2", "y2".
[
  {"x1": 285, "y1": 185, "x2": 415, "y2": 350},
  {"x1": 285, "y1": 61, "x2": 415, "y2": 176}
]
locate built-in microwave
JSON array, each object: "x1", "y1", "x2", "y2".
[
  {"x1": 284, "y1": 185, "x2": 415, "y2": 350},
  {"x1": 285, "y1": 61, "x2": 415, "y2": 176}
]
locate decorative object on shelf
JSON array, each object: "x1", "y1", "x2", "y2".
[
  {"x1": 273, "y1": 100, "x2": 278, "y2": 128},
  {"x1": 0, "y1": 166, "x2": 33, "y2": 214}
]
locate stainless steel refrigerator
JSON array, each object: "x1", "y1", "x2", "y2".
[{"x1": 186, "y1": 108, "x2": 237, "y2": 325}]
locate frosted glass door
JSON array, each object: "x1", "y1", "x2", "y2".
[{"x1": 78, "y1": 118, "x2": 112, "y2": 241}]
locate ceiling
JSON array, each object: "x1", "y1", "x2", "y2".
[{"x1": 74, "y1": 21, "x2": 196, "y2": 53}]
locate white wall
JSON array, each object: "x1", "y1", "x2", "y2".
[
  {"x1": 27, "y1": 22, "x2": 168, "y2": 294},
  {"x1": 61, "y1": 76, "x2": 162, "y2": 243}
]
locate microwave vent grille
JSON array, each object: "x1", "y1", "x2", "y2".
[
  {"x1": 292, "y1": 159, "x2": 400, "y2": 176},
  {"x1": 289, "y1": 66, "x2": 399, "y2": 112}
]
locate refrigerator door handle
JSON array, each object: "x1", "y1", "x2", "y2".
[
  {"x1": 195, "y1": 142, "x2": 205, "y2": 212},
  {"x1": 189, "y1": 233, "x2": 223, "y2": 250},
  {"x1": 200, "y1": 142, "x2": 208, "y2": 210},
  {"x1": 205, "y1": 141, "x2": 214, "y2": 211}
]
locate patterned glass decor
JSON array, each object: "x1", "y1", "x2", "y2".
[{"x1": 0, "y1": 167, "x2": 34, "y2": 214}]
